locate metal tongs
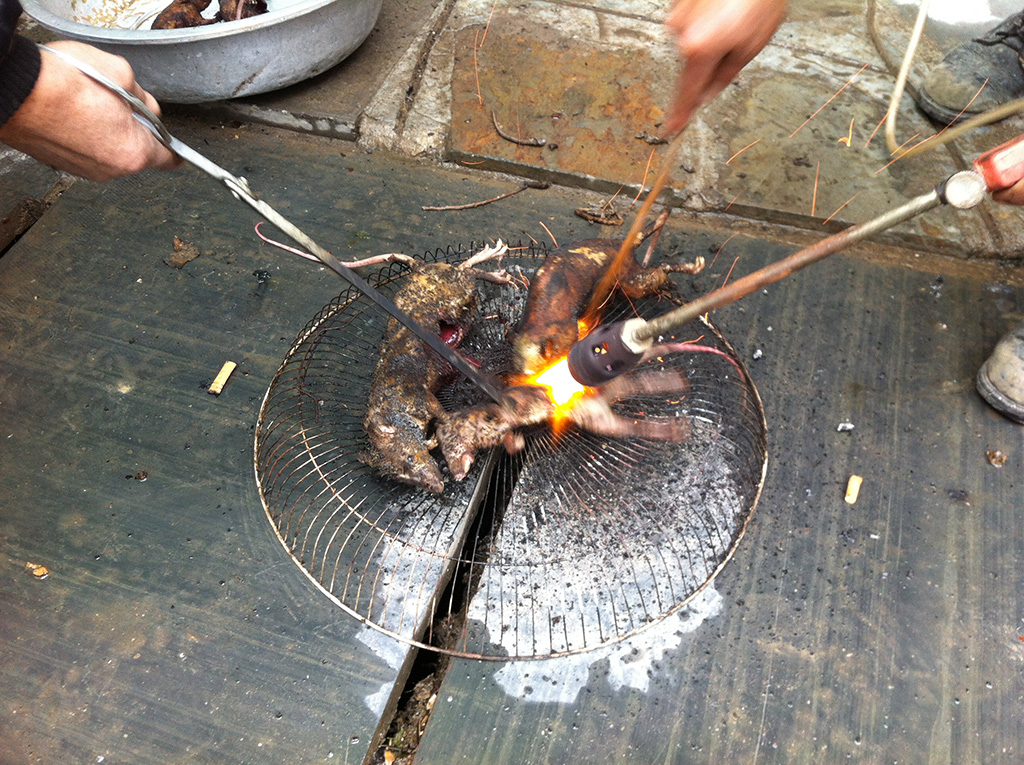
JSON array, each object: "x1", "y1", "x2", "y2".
[{"x1": 40, "y1": 45, "x2": 504, "y2": 402}]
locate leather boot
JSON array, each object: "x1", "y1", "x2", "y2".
[{"x1": 918, "y1": 10, "x2": 1024, "y2": 125}]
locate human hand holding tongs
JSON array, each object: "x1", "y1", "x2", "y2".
[
  {"x1": 39, "y1": 44, "x2": 330, "y2": 263},
  {"x1": 41, "y1": 44, "x2": 507, "y2": 403}
]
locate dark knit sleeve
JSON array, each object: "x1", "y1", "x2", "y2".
[{"x1": 1, "y1": 0, "x2": 42, "y2": 128}]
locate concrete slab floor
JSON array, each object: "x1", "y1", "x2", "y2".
[{"x1": 3, "y1": 0, "x2": 1024, "y2": 760}]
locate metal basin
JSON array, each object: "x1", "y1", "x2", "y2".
[{"x1": 20, "y1": 0, "x2": 382, "y2": 102}]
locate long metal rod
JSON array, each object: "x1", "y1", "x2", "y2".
[{"x1": 636, "y1": 189, "x2": 943, "y2": 341}]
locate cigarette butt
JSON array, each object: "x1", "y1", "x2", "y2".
[
  {"x1": 25, "y1": 562, "x2": 49, "y2": 579},
  {"x1": 845, "y1": 474, "x2": 863, "y2": 504},
  {"x1": 208, "y1": 361, "x2": 237, "y2": 395}
]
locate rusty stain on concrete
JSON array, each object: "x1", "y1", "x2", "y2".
[{"x1": 450, "y1": 19, "x2": 672, "y2": 189}]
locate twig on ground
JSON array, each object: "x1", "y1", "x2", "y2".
[
  {"x1": 422, "y1": 181, "x2": 549, "y2": 211},
  {"x1": 491, "y1": 110, "x2": 547, "y2": 147}
]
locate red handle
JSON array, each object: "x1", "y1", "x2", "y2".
[{"x1": 973, "y1": 134, "x2": 1024, "y2": 192}]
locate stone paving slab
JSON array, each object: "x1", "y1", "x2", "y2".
[
  {"x1": 445, "y1": 1, "x2": 675, "y2": 193},
  {"x1": 436, "y1": 0, "x2": 1024, "y2": 259},
  {"x1": 183, "y1": 0, "x2": 441, "y2": 140}
]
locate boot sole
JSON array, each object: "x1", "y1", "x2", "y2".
[
  {"x1": 915, "y1": 90, "x2": 975, "y2": 126},
  {"x1": 976, "y1": 359, "x2": 1024, "y2": 424}
]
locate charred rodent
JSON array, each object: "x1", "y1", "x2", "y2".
[
  {"x1": 358, "y1": 236, "x2": 703, "y2": 494},
  {"x1": 513, "y1": 237, "x2": 704, "y2": 375},
  {"x1": 358, "y1": 264, "x2": 480, "y2": 494},
  {"x1": 438, "y1": 385, "x2": 553, "y2": 481},
  {"x1": 151, "y1": 0, "x2": 267, "y2": 28},
  {"x1": 437, "y1": 364, "x2": 692, "y2": 481}
]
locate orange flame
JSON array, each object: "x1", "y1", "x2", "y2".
[
  {"x1": 527, "y1": 356, "x2": 586, "y2": 436},
  {"x1": 531, "y1": 356, "x2": 586, "y2": 407}
]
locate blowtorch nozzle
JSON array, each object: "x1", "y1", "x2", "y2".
[{"x1": 567, "y1": 317, "x2": 652, "y2": 386}]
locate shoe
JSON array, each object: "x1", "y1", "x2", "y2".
[
  {"x1": 917, "y1": 10, "x2": 1024, "y2": 125},
  {"x1": 976, "y1": 320, "x2": 1024, "y2": 424}
]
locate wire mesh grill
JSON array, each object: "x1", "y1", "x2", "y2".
[{"x1": 254, "y1": 242, "x2": 767, "y2": 660}]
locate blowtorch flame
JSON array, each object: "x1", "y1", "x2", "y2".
[{"x1": 533, "y1": 356, "x2": 586, "y2": 407}]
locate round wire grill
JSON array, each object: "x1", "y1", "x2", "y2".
[{"x1": 255, "y1": 243, "x2": 767, "y2": 660}]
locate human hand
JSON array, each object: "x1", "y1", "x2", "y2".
[
  {"x1": 0, "y1": 41, "x2": 181, "y2": 181},
  {"x1": 664, "y1": 0, "x2": 787, "y2": 134},
  {"x1": 993, "y1": 179, "x2": 1024, "y2": 206}
]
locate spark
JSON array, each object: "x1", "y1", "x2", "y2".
[
  {"x1": 727, "y1": 138, "x2": 761, "y2": 164},
  {"x1": 709, "y1": 233, "x2": 738, "y2": 270},
  {"x1": 837, "y1": 118, "x2": 854, "y2": 146},
  {"x1": 876, "y1": 79, "x2": 989, "y2": 173},
  {"x1": 937, "y1": 80, "x2": 992, "y2": 135},
  {"x1": 538, "y1": 220, "x2": 558, "y2": 247},
  {"x1": 873, "y1": 133, "x2": 920, "y2": 175},
  {"x1": 811, "y1": 160, "x2": 820, "y2": 217},
  {"x1": 724, "y1": 191, "x2": 742, "y2": 212},
  {"x1": 895, "y1": 79, "x2": 990, "y2": 161},
  {"x1": 473, "y1": 29, "x2": 483, "y2": 106},
  {"x1": 720, "y1": 255, "x2": 741, "y2": 289},
  {"x1": 822, "y1": 192, "x2": 860, "y2": 225},
  {"x1": 632, "y1": 148, "x2": 657, "y2": 207},
  {"x1": 890, "y1": 132, "x2": 921, "y2": 156},
  {"x1": 864, "y1": 112, "x2": 888, "y2": 149},
  {"x1": 789, "y1": 63, "x2": 869, "y2": 138}
]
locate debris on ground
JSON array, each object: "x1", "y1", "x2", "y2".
[{"x1": 164, "y1": 237, "x2": 201, "y2": 268}]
